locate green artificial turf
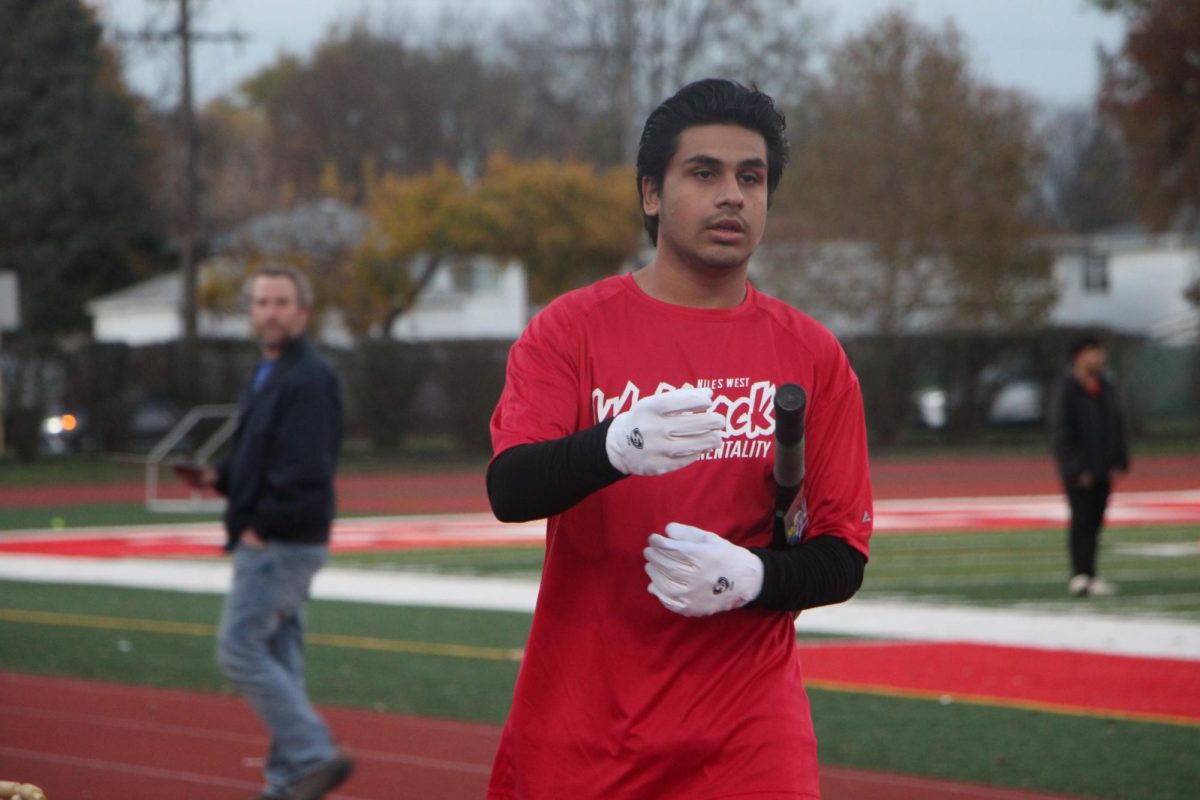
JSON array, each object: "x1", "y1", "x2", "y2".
[
  {"x1": 0, "y1": 581, "x2": 528, "y2": 722},
  {"x1": 2, "y1": 579, "x2": 1197, "y2": 799},
  {"x1": 811, "y1": 690, "x2": 1200, "y2": 800},
  {"x1": 0, "y1": 503, "x2": 222, "y2": 531},
  {"x1": 861, "y1": 526, "x2": 1200, "y2": 617}
]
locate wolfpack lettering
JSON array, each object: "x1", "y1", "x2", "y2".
[
  {"x1": 592, "y1": 379, "x2": 780, "y2": 463},
  {"x1": 593, "y1": 380, "x2": 641, "y2": 419},
  {"x1": 711, "y1": 380, "x2": 774, "y2": 440}
]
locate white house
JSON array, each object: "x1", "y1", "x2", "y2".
[
  {"x1": 86, "y1": 258, "x2": 528, "y2": 346},
  {"x1": 389, "y1": 255, "x2": 529, "y2": 341},
  {"x1": 1047, "y1": 231, "x2": 1199, "y2": 344},
  {"x1": 750, "y1": 232, "x2": 1200, "y2": 344},
  {"x1": 86, "y1": 270, "x2": 251, "y2": 345},
  {"x1": 86, "y1": 200, "x2": 529, "y2": 346}
]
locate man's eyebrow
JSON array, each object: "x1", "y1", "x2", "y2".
[{"x1": 681, "y1": 154, "x2": 768, "y2": 171}]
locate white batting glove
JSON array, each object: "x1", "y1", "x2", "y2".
[
  {"x1": 605, "y1": 387, "x2": 725, "y2": 476},
  {"x1": 644, "y1": 522, "x2": 764, "y2": 617}
]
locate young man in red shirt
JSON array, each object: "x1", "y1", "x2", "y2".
[{"x1": 487, "y1": 79, "x2": 873, "y2": 799}]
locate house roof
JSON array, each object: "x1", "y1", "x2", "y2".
[
  {"x1": 86, "y1": 271, "x2": 182, "y2": 310},
  {"x1": 215, "y1": 198, "x2": 368, "y2": 258},
  {"x1": 87, "y1": 199, "x2": 368, "y2": 311}
]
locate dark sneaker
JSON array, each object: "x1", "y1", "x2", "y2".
[{"x1": 290, "y1": 752, "x2": 355, "y2": 800}]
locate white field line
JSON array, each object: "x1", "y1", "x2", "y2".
[{"x1": 0, "y1": 554, "x2": 1197, "y2": 662}]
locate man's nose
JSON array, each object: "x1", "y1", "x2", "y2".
[{"x1": 715, "y1": 175, "x2": 745, "y2": 208}]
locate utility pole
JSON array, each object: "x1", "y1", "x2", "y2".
[
  {"x1": 122, "y1": 1, "x2": 245, "y2": 341},
  {"x1": 178, "y1": 0, "x2": 199, "y2": 341}
]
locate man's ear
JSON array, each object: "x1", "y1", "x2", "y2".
[{"x1": 641, "y1": 175, "x2": 661, "y2": 217}]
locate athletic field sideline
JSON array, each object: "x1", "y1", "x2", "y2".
[{"x1": 1, "y1": 453, "x2": 1197, "y2": 798}]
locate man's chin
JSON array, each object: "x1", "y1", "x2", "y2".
[
  {"x1": 697, "y1": 250, "x2": 751, "y2": 272},
  {"x1": 257, "y1": 332, "x2": 291, "y2": 351}
]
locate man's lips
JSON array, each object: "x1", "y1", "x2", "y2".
[
  {"x1": 706, "y1": 217, "x2": 747, "y2": 242},
  {"x1": 708, "y1": 217, "x2": 745, "y2": 233}
]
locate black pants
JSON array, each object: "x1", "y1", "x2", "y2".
[{"x1": 1066, "y1": 480, "x2": 1111, "y2": 577}]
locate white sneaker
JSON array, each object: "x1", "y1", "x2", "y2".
[
  {"x1": 1068, "y1": 574, "x2": 1091, "y2": 597},
  {"x1": 1088, "y1": 577, "x2": 1117, "y2": 596}
]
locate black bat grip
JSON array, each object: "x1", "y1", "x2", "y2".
[
  {"x1": 772, "y1": 383, "x2": 807, "y2": 549},
  {"x1": 773, "y1": 383, "x2": 807, "y2": 490}
]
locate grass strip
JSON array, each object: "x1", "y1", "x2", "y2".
[
  {"x1": 5, "y1": 606, "x2": 1193, "y2": 729},
  {"x1": 0, "y1": 504, "x2": 221, "y2": 531},
  {"x1": 2, "y1": 579, "x2": 1198, "y2": 798},
  {"x1": 0, "y1": 608, "x2": 524, "y2": 662},
  {"x1": 811, "y1": 690, "x2": 1200, "y2": 800}
]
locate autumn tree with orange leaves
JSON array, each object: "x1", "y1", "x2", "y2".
[{"x1": 342, "y1": 156, "x2": 640, "y2": 339}]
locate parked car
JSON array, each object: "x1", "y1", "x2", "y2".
[
  {"x1": 913, "y1": 376, "x2": 1043, "y2": 430},
  {"x1": 129, "y1": 397, "x2": 185, "y2": 452},
  {"x1": 38, "y1": 398, "x2": 187, "y2": 455}
]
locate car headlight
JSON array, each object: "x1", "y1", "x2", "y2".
[{"x1": 42, "y1": 414, "x2": 78, "y2": 436}]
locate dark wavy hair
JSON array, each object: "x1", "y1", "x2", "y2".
[
  {"x1": 636, "y1": 79, "x2": 789, "y2": 245},
  {"x1": 1069, "y1": 334, "x2": 1104, "y2": 361}
]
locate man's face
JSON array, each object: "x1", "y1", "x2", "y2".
[
  {"x1": 1075, "y1": 345, "x2": 1106, "y2": 378},
  {"x1": 642, "y1": 124, "x2": 770, "y2": 273},
  {"x1": 250, "y1": 274, "x2": 309, "y2": 354}
]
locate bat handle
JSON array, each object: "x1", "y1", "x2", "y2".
[{"x1": 772, "y1": 484, "x2": 797, "y2": 549}]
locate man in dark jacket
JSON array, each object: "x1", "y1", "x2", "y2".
[
  {"x1": 179, "y1": 264, "x2": 351, "y2": 799},
  {"x1": 1049, "y1": 335, "x2": 1130, "y2": 598}
]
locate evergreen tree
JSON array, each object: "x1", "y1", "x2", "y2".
[{"x1": 0, "y1": 0, "x2": 160, "y2": 335}]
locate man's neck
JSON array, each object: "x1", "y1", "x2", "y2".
[
  {"x1": 260, "y1": 335, "x2": 298, "y2": 360},
  {"x1": 633, "y1": 256, "x2": 748, "y2": 309}
]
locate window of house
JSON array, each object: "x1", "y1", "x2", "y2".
[{"x1": 1082, "y1": 251, "x2": 1109, "y2": 293}]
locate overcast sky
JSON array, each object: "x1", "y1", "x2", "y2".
[{"x1": 92, "y1": 0, "x2": 1127, "y2": 110}]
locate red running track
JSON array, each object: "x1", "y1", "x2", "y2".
[
  {"x1": 2, "y1": 453, "x2": 1197, "y2": 511},
  {"x1": 0, "y1": 672, "x2": 1087, "y2": 800}
]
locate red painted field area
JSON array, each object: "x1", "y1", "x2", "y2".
[{"x1": 799, "y1": 641, "x2": 1200, "y2": 726}]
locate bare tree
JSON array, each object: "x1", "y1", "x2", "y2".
[
  {"x1": 1035, "y1": 107, "x2": 1136, "y2": 234},
  {"x1": 1095, "y1": 0, "x2": 1200, "y2": 233},
  {"x1": 763, "y1": 11, "x2": 1055, "y2": 441},
  {"x1": 239, "y1": 20, "x2": 526, "y2": 201},
  {"x1": 506, "y1": 0, "x2": 819, "y2": 164}
]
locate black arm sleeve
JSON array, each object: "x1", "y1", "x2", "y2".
[
  {"x1": 487, "y1": 418, "x2": 627, "y2": 522},
  {"x1": 749, "y1": 535, "x2": 867, "y2": 611}
]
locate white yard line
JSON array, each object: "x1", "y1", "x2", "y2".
[
  {"x1": 793, "y1": 599, "x2": 1200, "y2": 661},
  {"x1": 1, "y1": 554, "x2": 1197, "y2": 662}
]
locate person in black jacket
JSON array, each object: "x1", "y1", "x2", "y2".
[
  {"x1": 1049, "y1": 335, "x2": 1130, "y2": 598},
  {"x1": 178, "y1": 264, "x2": 351, "y2": 800}
]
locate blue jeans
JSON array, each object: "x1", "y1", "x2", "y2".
[{"x1": 217, "y1": 540, "x2": 336, "y2": 795}]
